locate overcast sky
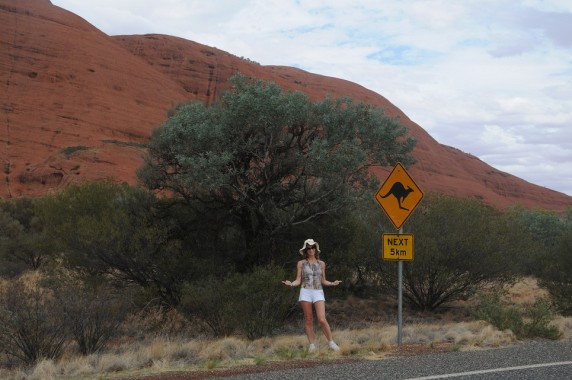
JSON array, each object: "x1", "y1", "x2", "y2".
[{"x1": 51, "y1": 0, "x2": 572, "y2": 196}]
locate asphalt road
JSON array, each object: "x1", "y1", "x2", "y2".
[{"x1": 223, "y1": 339, "x2": 572, "y2": 379}]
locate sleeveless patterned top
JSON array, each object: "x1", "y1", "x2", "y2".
[{"x1": 301, "y1": 260, "x2": 322, "y2": 290}]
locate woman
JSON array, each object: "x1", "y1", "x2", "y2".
[{"x1": 282, "y1": 238, "x2": 342, "y2": 352}]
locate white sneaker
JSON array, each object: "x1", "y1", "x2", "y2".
[
  {"x1": 328, "y1": 340, "x2": 340, "y2": 351},
  {"x1": 308, "y1": 343, "x2": 317, "y2": 352}
]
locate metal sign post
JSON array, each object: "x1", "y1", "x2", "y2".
[{"x1": 397, "y1": 227, "x2": 403, "y2": 345}]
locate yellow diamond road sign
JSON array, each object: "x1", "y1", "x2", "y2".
[{"x1": 375, "y1": 162, "x2": 423, "y2": 230}]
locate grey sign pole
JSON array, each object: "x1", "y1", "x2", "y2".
[{"x1": 397, "y1": 226, "x2": 403, "y2": 346}]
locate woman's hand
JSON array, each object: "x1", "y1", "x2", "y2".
[
  {"x1": 282, "y1": 280, "x2": 294, "y2": 287},
  {"x1": 330, "y1": 280, "x2": 342, "y2": 286}
]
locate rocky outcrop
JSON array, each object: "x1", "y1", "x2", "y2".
[{"x1": 1, "y1": 0, "x2": 570, "y2": 211}]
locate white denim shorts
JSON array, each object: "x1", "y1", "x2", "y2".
[{"x1": 298, "y1": 288, "x2": 325, "y2": 303}]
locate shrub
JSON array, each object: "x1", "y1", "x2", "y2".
[
  {"x1": 57, "y1": 282, "x2": 135, "y2": 355},
  {"x1": 0, "y1": 271, "x2": 135, "y2": 365},
  {"x1": 473, "y1": 292, "x2": 523, "y2": 333},
  {"x1": 522, "y1": 298, "x2": 561, "y2": 340},
  {"x1": 224, "y1": 265, "x2": 298, "y2": 340},
  {"x1": 39, "y1": 267, "x2": 136, "y2": 356},
  {"x1": 0, "y1": 198, "x2": 56, "y2": 273},
  {"x1": 180, "y1": 265, "x2": 297, "y2": 339},
  {"x1": 0, "y1": 276, "x2": 68, "y2": 365},
  {"x1": 474, "y1": 292, "x2": 560, "y2": 340},
  {"x1": 538, "y1": 228, "x2": 572, "y2": 315},
  {"x1": 541, "y1": 280, "x2": 572, "y2": 316},
  {"x1": 180, "y1": 276, "x2": 237, "y2": 337}
]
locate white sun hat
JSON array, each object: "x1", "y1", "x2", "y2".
[{"x1": 299, "y1": 238, "x2": 321, "y2": 256}]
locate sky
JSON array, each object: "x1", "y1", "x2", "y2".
[{"x1": 51, "y1": 0, "x2": 572, "y2": 196}]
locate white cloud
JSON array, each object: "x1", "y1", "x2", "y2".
[{"x1": 51, "y1": 0, "x2": 572, "y2": 196}]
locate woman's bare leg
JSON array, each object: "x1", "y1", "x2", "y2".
[
  {"x1": 313, "y1": 300, "x2": 333, "y2": 341},
  {"x1": 300, "y1": 301, "x2": 315, "y2": 343}
]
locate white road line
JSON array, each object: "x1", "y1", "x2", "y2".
[{"x1": 405, "y1": 360, "x2": 572, "y2": 379}]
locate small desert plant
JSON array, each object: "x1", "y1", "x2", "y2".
[
  {"x1": 474, "y1": 292, "x2": 560, "y2": 340},
  {"x1": 522, "y1": 298, "x2": 561, "y2": 339},
  {"x1": 254, "y1": 356, "x2": 267, "y2": 365},
  {"x1": 276, "y1": 346, "x2": 297, "y2": 360},
  {"x1": 206, "y1": 358, "x2": 221, "y2": 369}
]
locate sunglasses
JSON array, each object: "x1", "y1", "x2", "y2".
[{"x1": 307, "y1": 246, "x2": 316, "y2": 250}]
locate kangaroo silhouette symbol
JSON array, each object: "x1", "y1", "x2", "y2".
[{"x1": 380, "y1": 182, "x2": 414, "y2": 211}]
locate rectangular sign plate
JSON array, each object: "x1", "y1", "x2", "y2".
[{"x1": 382, "y1": 233, "x2": 414, "y2": 261}]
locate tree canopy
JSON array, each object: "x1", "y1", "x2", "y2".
[{"x1": 138, "y1": 74, "x2": 416, "y2": 265}]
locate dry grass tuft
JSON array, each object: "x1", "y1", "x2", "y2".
[
  {"x1": 335, "y1": 325, "x2": 396, "y2": 355},
  {"x1": 249, "y1": 335, "x2": 305, "y2": 357},
  {"x1": 199, "y1": 337, "x2": 249, "y2": 361},
  {"x1": 390, "y1": 319, "x2": 516, "y2": 350},
  {"x1": 30, "y1": 359, "x2": 58, "y2": 380},
  {"x1": 552, "y1": 316, "x2": 572, "y2": 340},
  {"x1": 507, "y1": 277, "x2": 549, "y2": 304}
]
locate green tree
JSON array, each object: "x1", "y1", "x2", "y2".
[
  {"x1": 138, "y1": 74, "x2": 416, "y2": 267},
  {"x1": 502, "y1": 206, "x2": 572, "y2": 314},
  {"x1": 504, "y1": 205, "x2": 566, "y2": 275}
]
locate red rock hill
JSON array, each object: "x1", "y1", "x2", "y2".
[{"x1": 1, "y1": 0, "x2": 570, "y2": 211}]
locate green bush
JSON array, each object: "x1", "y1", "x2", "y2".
[
  {"x1": 474, "y1": 292, "x2": 560, "y2": 340},
  {"x1": 0, "y1": 197, "x2": 56, "y2": 273},
  {"x1": 180, "y1": 276, "x2": 236, "y2": 337},
  {"x1": 180, "y1": 265, "x2": 297, "y2": 339},
  {"x1": 523, "y1": 298, "x2": 561, "y2": 339},
  {"x1": 0, "y1": 272, "x2": 136, "y2": 365},
  {"x1": 0, "y1": 277, "x2": 68, "y2": 365},
  {"x1": 540, "y1": 280, "x2": 572, "y2": 316},
  {"x1": 538, "y1": 228, "x2": 572, "y2": 315},
  {"x1": 474, "y1": 292, "x2": 523, "y2": 333},
  {"x1": 53, "y1": 278, "x2": 134, "y2": 355},
  {"x1": 225, "y1": 265, "x2": 298, "y2": 340}
]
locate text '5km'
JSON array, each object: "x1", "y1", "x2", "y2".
[{"x1": 382, "y1": 233, "x2": 414, "y2": 261}]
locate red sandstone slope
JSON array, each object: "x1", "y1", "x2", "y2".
[
  {"x1": 1, "y1": 0, "x2": 190, "y2": 196},
  {"x1": 1, "y1": 0, "x2": 570, "y2": 211}
]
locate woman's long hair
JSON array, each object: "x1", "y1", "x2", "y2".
[{"x1": 303, "y1": 247, "x2": 320, "y2": 261}]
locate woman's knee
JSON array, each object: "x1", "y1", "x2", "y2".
[{"x1": 317, "y1": 316, "x2": 328, "y2": 326}]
